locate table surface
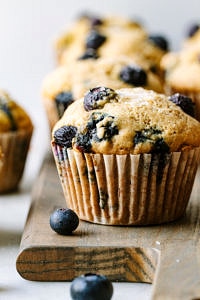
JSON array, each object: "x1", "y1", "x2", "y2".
[{"x1": 0, "y1": 131, "x2": 152, "y2": 300}]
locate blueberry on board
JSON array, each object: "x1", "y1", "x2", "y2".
[
  {"x1": 50, "y1": 208, "x2": 79, "y2": 235},
  {"x1": 78, "y1": 48, "x2": 99, "y2": 60},
  {"x1": 84, "y1": 87, "x2": 117, "y2": 111},
  {"x1": 186, "y1": 23, "x2": 200, "y2": 37},
  {"x1": 119, "y1": 65, "x2": 147, "y2": 86},
  {"x1": 53, "y1": 125, "x2": 77, "y2": 147},
  {"x1": 148, "y1": 34, "x2": 169, "y2": 51},
  {"x1": 85, "y1": 30, "x2": 106, "y2": 49},
  {"x1": 70, "y1": 273, "x2": 113, "y2": 300},
  {"x1": 169, "y1": 93, "x2": 195, "y2": 117},
  {"x1": 55, "y1": 91, "x2": 74, "y2": 118}
]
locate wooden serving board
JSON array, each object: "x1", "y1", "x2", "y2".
[{"x1": 16, "y1": 152, "x2": 200, "y2": 299}]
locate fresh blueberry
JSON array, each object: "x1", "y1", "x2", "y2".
[
  {"x1": 186, "y1": 23, "x2": 200, "y2": 37},
  {"x1": 53, "y1": 125, "x2": 77, "y2": 147},
  {"x1": 55, "y1": 91, "x2": 74, "y2": 118},
  {"x1": 148, "y1": 34, "x2": 169, "y2": 51},
  {"x1": 70, "y1": 273, "x2": 113, "y2": 300},
  {"x1": 169, "y1": 93, "x2": 195, "y2": 117},
  {"x1": 78, "y1": 48, "x2": 99, "y2": 60},
  {"x1": 119, "y1": 65, "x2": 147, "y2": 86},
  {"x1": 84, "y1": 87, "x2": 117, "y2": 111},
  {"x1": 85, "y1": 30, "x2": 106, "y2": 50},
  {"x1": 50, "y1": 208, "x2": 79, "y2": 235}
]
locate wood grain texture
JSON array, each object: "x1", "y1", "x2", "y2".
[{"x1": 16, "y1": 152, "x2": 200, "y2": 299}]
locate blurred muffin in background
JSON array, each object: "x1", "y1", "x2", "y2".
[
  {"x1": 54, "y1": 12, "x2": 169, "y2": 73},
  {"x1": 161, "y1": 23, "x2": 200, "y2": 121},
  {"x1": 0, "y1": 90, "x2": 33, "y2": 193},
  {"x1": 41, "y1": 55, "x2": 164, "y2": 130}
]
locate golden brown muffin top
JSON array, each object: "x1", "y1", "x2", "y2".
[
  {"x1": 52, "y1": 87, "x2": 200, "y2": 154},
  {"x1": 161, "y1": 45, "x2": 200, "y2": 92},
  {"x1": 55, "y1": 13, "x2": 168, "y2": 68},
  {"x1": 0, "y1": 90, "x2": 33, "y2": 133},
  {"x1": 55, "y1": 14, "x2": 144, "y2": 59},
  {"x1": 42, "y1": 55, "x2": 164, "y2": 102}
]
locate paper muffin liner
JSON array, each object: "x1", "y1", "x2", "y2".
[
  {"x1": 0, "y1": 129, "x2": 33, "y2": 193},
  {"x1": 165, "y1": 86, "x2": 200, "y2": 122},
  {"x1": 43, "y1": 97, "x2": 60, "y2": 132},
  {"x1": 52, "y1": 142, "x2": 200, "y2": 225}
]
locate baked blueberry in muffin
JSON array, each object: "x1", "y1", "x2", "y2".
[{"x1": 84, "y1": 87, "x2": 118, "y2": 111}]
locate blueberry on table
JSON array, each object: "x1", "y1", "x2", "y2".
[
  {"x1": 169, "y1": 93, "x2": 195, "y2": 117},
  {"x1": 70, "y1": 273, "x2": 113, "y2": 300},
  {"x1": 119, "y1": 65, "x2": 147, "y2": 86},
  {"x1": 50, "y1": 208, "x2": 79, "y2": 235},
  {"x1": 148, "y1": 34, "x2": 169, "y2": 51},
  {"x1": 85, "y1": 30, "x2": 106, "y2": 49}
]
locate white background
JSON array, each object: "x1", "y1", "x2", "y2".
[{"x1": 0, "y1": 1, "x2": 199, "y2": 299}]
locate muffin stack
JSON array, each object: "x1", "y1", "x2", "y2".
[
  {"x1": 42, "y1": 13, "x2": 200, "y2": 226},
  {"x1": 41, "y1": 12, "x2": 169, "y2": 130}
]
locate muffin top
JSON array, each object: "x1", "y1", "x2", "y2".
[
  {"x1": 55, "y1": 13, "x2": 168, "y2": 69},
  {"x1": 161, "y1": 47, "x2": 200, "y2": 92},
  {"x1": 55, "y1": 13, "x2": 144, "y2": 60},
  {"x1": 0, "y1": 90, "x2": 33, "y2": 133},
  {"x1": 42, "y1": 55, "x2": 164, "y2": 102},
  {"x1": 52, "y1": 87, "x2": 200, "y2": 154}
]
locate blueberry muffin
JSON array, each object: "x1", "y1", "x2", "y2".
[
  {"x1": 51, "y1": 87, "x2": 200, "y2": 225},
  {"x1": 54, "y1": 13, "x2": 145, "y2": 62},
  {"x1": 0, "y1": 90, "x2": 33, "y2": 193},
  {"x1": 55, "y1": 13, "x2": 169, "y2": 71},
  {"x1": 161, "y1": 45, "x2": 200, "y2": 121},
  {"x1": 42, "y1": 56, "x2": 164, "y2": 130}
]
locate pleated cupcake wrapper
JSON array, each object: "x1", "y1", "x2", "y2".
[
  {"x1": 0, "y1": 130, "x2": 33, "y2": 193},
  {"x1": 52, "y1": 143, "x2": 200, "y2": 225},
  {"x1": 43, "y1": 97, "x2": 60, "y2": 132},
  {"x1": 165, "y1": 86, "x2": 200, "y2": 122}
]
